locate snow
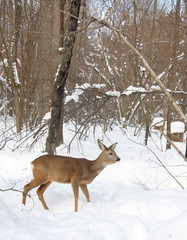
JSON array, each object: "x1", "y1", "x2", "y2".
[
  {"x1": 171, "y1": 121, "x2": 185, "y2": 133},
  {"x1": 12, "y1": 62, "x2": 21, "y2": 86},
  {"x1": 65, "y1": 84, "x2": 106, "y2": 104},
  {"x1": 0, "y1": 76, "x2": 6, "y2": 85},
  {"x1": 139, "y1": 66, "x2": 146, "y2": 72},
  {"x1": 0, "y1": 58, "x2": 8, "y2": 67},
  {"x1": 65, "y1": 83, "x2": 142, "y2": 102},
  {"x1": 126, "y1": 85, "x2": 145, "y2": 92},
  {"x1": 123, "y1": 85, "x2": 146, "y2": 95},
  {"x1": 0, "y1": 120, "x2": 187, "y2": 240},
  {"x1": 106, "y1": 90, "x2": 120, "y2": 97},
  {"x1": 105, "y1": 56, "x2": 114, "y2": 75},
  {"x1": 65, "y1": 85, "x2": 84, "y2": 104},
  {"x1": 151, "y1": 85, "x2": 161, "y2": 91},
  {"x1": 92, "y1": 83, "x2": 105, "y2": 89},
  {"x1": 151, "y1": 118, "x2": 185, "y2": 133},
  {"x1": 54, "y1": 64, "x2": 61, "y2": 84},
  {"x1": 65, "y1": 88, "x2": 83, "y2": 103},
  {"x1": 43, "y1": 111, "x2": 51, "y2": 121},
  {"x1": 58, "y1": 47, "x2": 64, "y2": 53},
  {"x1": 151, "y1": 117, "x2": 164, "y2": 127},
  {"x1": 158, "y1": 71, "x2": 165, "y2": 79},
  {"x1": 100, "y1": 10, "x2": 105, "y2": 20},
  {"x1": 177, "y1": 52, "x2": 184, "y2": 61}
]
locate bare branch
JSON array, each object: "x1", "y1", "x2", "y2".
[
  {"x1": 89, "y1": 18, "x2": 187, "y2": 126},
  {"x1": 121, "y1": 128, "x2": 184, "y2": 189}
]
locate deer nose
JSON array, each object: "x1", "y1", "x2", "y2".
[{"x1": 116, "y1": 157, "x2": 120, "y2": 161}]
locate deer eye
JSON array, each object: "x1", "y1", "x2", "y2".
[{"x1": 109, "y1": 152, "x2": 113, "y2": 155}]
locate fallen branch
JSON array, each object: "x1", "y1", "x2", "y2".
[
  {"x1": 0, "y1": 186, "x2": 31, "y2": 199},
  {"x1": 0, "y1": 183, "x2": 35, "y2": 210}
]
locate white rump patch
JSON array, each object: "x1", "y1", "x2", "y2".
[{"x1": 31, "y1": 163, "x2": 34, "y2": 170}]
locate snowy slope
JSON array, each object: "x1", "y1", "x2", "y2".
[{"x1": 0, "y1": 123, "x2": 187, "y2": 240}]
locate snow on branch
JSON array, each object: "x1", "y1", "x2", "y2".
[
  {"x1": 65, "y1": 83, "x2": 187, "y2": 105},
  {"x1": 89, "y1": 17, "x2": 187, "y2": 126},
  {"x1": 106, "y1": 91, "x2": 120, "y2": 97},
  {"x1": 83, "y1": 57, "x2": 112, "y2": 86},
  {"x1": 65, "y1": 83, "x2": 106, "y2": 104},
  {"x1": 12, "y1": 62, "x2": 20, "y2": 86},
  {"x1": 54, "y1": 64, "x2": 61, "y2": 84}
]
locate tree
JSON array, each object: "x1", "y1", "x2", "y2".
[
  {"x1": 145, "y1": 0, "x2": 157, "y2": 145},
  {"x1": 46, "y1": 0, "x2": 81, "y2": 154},
  {"x1": 0, "y1": 0, "x2": 186, "y2": 154},
  {"x1": 182, "y1": 0, "x2": 187, "y2": 122},
  {"x1": 166, "y1": 0, "x2": 181, "y2": 149},
  {"x1": 36, "y1": 0, "x2": 62, "y2": 122},
  {"x1": 64, "y1": 0, "x2": 187, "y2": 137}
]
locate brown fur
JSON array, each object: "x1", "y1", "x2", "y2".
[{"x1": 22, "y1": 140, "x2": 120, "y2": 211}]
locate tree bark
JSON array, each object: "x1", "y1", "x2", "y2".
[
  {"x1": 182, "y1": 1, "x2": 187, "y2": 127},
  {"x1": 185, "y1": 135, "x2": 187, "y2": 158},
  {"x1": 166, "y1": 0, "x2": 181, "y2": 149},
  {"x1": 36, "y1": 0, "x2": 62, "y2": 122},
  {"x1": 145, "y1": 0, "x2": 157, "y2": 145},
  {"x1": 10, "y1": 0, "x2": 22, "y2": 132},
  {"x1": 46, "y1": 0, "x2": 81, "y2": 154}
]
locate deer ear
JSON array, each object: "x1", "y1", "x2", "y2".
[
  {"x1": 109, "y1": 142, "x2": 118, "y2": 150},
  {"x1": 98, "y1": 140, "x2": 107, "y2": 151}
]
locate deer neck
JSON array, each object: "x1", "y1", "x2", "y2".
[{"x1": 91, "y1": 154, "x2": 106, "y2": 174}]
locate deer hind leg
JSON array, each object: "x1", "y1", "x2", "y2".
[
  {"x1": 80, "y1": 184, "x2": 90, "y2": 202},
  {"x1": 22, "y1": 180, "x2": 40, "y2": 205},
  {"x1": 37, "y1": 181, "x2": 52, "y2": 210}
]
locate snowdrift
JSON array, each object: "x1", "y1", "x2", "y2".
[{"x1": 0, "y1": 123, "x2": 187, "y2": 240}]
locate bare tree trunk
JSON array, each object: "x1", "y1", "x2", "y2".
[
  {"x1": 145, "y1": 0, "x2": 157, "y2": 145},
  {"x1": 183, "y1": 1, "x2": 187, "y2": 128},
  {"x1": 166, "y1": 0, "x2": 181, "y2": 149},
  {"x1": 36, "y1": 0, "x2": 62, "y2": 122},
  {"x1": 10, "y1": 0, "x2": 22, "y2": 132},
  {"x1": 59, "y1": 0, "x2": 66, "y2": 47},
  {"x1": 46, "y1": 0, "x2": 81, "y2": 154}
]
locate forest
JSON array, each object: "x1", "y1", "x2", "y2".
[
  {"x1": 0, "y1": 1, "x2": 187, "y2": 239},
  {"x1": 0, "y1": 0, "x2": 186, "y2": 153}
]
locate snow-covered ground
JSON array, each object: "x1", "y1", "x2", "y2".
[{"x1": 0, "y1": 121, "x2": 187, "y2": 240}]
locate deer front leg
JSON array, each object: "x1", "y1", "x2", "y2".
[
  {"x1": 80, "y1": 184, "x2": 90, "y2": 202},
  {"x1": 71, "y1": 178, "x2": 80, "y2": 212}
]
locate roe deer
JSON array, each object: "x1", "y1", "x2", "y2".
[{"x1": 22, "y1": 140, "x2": 120, "y2": 212}]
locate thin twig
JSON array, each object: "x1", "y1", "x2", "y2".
[{"x1": 121, "y1": 128, "x2": 184, "y2": 189}]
